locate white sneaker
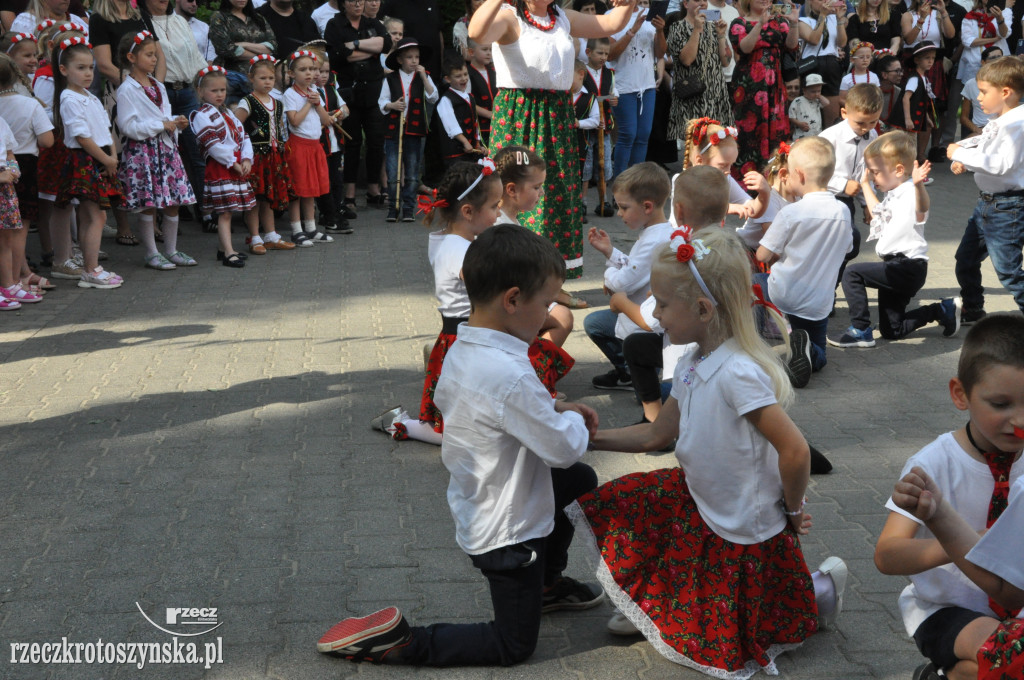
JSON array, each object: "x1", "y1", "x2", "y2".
[
  {"x1": 607, "y1": 611, "x2": 641, "y2": 636},
  {"x1": 370, "y1": 406, "x2": 404, "y2": 433},
  {"x1": 817, "y1": 556, "x2": 848, "y2": 630}
]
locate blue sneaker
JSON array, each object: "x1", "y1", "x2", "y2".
[
  {"x1": 827, "y1": 326, "x2": 876, "y2": 348},
  {"x1": 938, "y1": 297, "x2": 962, "y2": 337}
]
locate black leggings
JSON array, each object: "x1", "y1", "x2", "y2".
[
  {"x1": 623, "y1": 332, "x2": 664, "y2": 403},
  {"x1": 341, "y1": 84, "x2": 385, "y2": 186}
]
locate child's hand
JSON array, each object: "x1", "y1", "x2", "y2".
[
  {"x1": 587, "y1": 226, "x2": 612, "y2": 255},
  {"x1": 175, "y1": 115, "x2": 189, "y2": 130},
  {"x1": 743, "y1": 170, "x2": 769, "y2": 194},
  {"x1": 946, "y1": 142, "x2": 960, "y2": 159},
  {"x1": 0, "y1": 169, "x2": 13, "y2": 184},
  {"x1": 607, "y1": 96, "x2": 618, "y2": 107},
  {"x1": 788, "y1": 509, "x2": 812, "y2": 535},
  {"x1": 389, "y1": 97, "x2": 405, "y2": 112},
  {"x1": 232, "y1": 161, "x2": 245, "y2": 176},
  {"x1": 861, "y1": 166, "x2": 871, "y2": 188},
  {"x1": 602, "y1": 284, "x2": 613, "y2": 296},
  {"x1": 609, "y1": 290, "x2": 627, "y2": 313},
  {"x1": 416, "y1": 65, "x2": 427, "y2": 76},
  {"x1": 101, "y1": 156, "x2": 118, "y2": 177},
  {"x1": 163, "y1": 120, "x2": 178, "y2": 133},
  {"x1": 892, "y1": 466, "x2": 944, "y2": 522},
  {"x1": 911, "y1": 160, "x2": 931, "y2": 185},
  {"x1": 558, "y1": 401, "x2": 600, "y2": 437},
  {"x1": 951, "y1": 160, "x2": 966, "y2": 175},
  {"x1": 844, "y1": 178, "x2": 860, "y2": 196},
  {"x1": 306, "y1": 89, "x2": 321, "y2": 105},
  {"x1": 797, "y1": 120, "x2": 810, "y2": 131},
  {"x1": 240, "y1": 159, "x2": 252, "y2": 176},
  {"x1": 462, "y1": 139, "x2": 474, "y2": 152}
]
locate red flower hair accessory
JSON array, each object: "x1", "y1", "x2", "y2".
[
  {"x1": 55, "y1": 21, "x2": 87, "y2": 34},
  {"x1": 852, "y1": 40, "x2": 874, "y2": 54},
  {"x1": 6, "y1": 33, "x2": 36, "y2": 54},
  {"x1": 872, "y1": 48, "x2": 892, "y2": 59},
  {"x1": 699, "y1": 126, "x2": 738, "y2": 155},
  {"x1": 778, "y1": 140, "x2": 791, "y2": 156},
  {"x1": 690, "y1": 117, "x2": 720, "y2": 148},
  {"x1": 456, "y1": 157, "x2": 497, "y2": 201},
  {"x1": 417, "y1": 190, "x2": 449, "y2": 216},
  {"x1": 58, "y1": 36, "x2": 91, "y2": 60},
  {"x1": 128, "y1": 30, "x2": 153, "y2": 54},
  {"x1": 196, "y1": 64, "x2": 226, "y2": 86},
  {"x1": 35, "y1": 18, "x2": 57, "y2": 33},
  {"x1": 668, "y1": 231, "x2": 717, "y2": 306}
]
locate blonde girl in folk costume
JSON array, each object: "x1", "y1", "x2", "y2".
[
  {"x1": 282, "y1": 49, "x2": 333, "y2": 246},
  {"x1": 234, "y1": 54, "x2": 297, "y2": 254},
  {"x1": 569, "y1": 227, "x2": 848, "y2": 679},
  {"x1": 115, "y1": 31, "x2": 197, "y2": 270},
  {"x1": 1, "y1": 31, "x2": 39, "y2": 95},
  {"x1": 467, "y1": 0, "x2": 636, "y2": 279},
  {"x1": 190, "y1": 64, "x2": 255, "y2": 268},
  {"x1": 53, "y1": 36, "x2": 127, "y2": 290},
  {"x1": 0, "y1": 52, "x2": 55, "y2": 296},
  {"x1": 677, "y1": 117, "x2": 769, "y2": 221}
]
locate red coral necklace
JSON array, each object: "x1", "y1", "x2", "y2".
[{"x1": 523, "y1": 5, "x2": 557, "y2": 31}]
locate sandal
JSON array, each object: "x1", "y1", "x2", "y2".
[
  {"x1": 0, "y1": 298, "x2": 20, "y2": 310},
  {"x1": 291, "y1": 232, "x2": 314, "y2": 247},
  {"x1": 309, "y1": 231, "x2": 334, "y2": 243},
  {"x1": 144, "y1": 252, "x2": 176, "y2": 270},
  {"x1": 557, "y1": 291, "x2": 589, "y2": 309},
  {"x1": 116, "y1": 234, "x2": 139, "y2": 246},
  {"x1": 23, "y1": 273, "x2": 56, "y2": 290}
]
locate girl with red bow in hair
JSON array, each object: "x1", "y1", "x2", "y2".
[
  {"x1": 568, "y1": 222, "x2": 847, "y2": 679},
  {"x1": 371, "y1": 158, "x2": 574, "y2": 445}
]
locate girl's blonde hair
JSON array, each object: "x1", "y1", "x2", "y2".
[
  {"x1": 856, "y1": 0, "x2": 890, "y2": 24},
  {"x1": 36, "y1": 23, "x2": 85, "y2": 62},
  {"x1": 0, "y1": 38, "x2": 37, "y2": 94},
  {"x1": 683, "y1": 117, "x2": 737, "y2": 170},
  {"x1": 761, "y1": 140, "x2": 792, "y2": 186},
  {"x1": 652, "y1": 228, "x2": 794, "y2": 408}
]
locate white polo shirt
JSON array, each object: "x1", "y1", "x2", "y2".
[{"x1": 866, "y1": 179, "x2": 929, "y2": 260}]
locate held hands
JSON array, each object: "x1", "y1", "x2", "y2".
[
  {"x1": 892, "y1": 466, "x2": 945, "y2": 522},
  {"x1": 163, "y1": 120, "x2": 178, "y2": 133},
  {"x1": 912, "y1": 159, "x2": 931, "y2": 185},
  {"x1": 175, "y1": 115, "x2": 189, "y2": 130},
  {"x1": 951, "y1": 160, "x2": 966, "y2": 174},
  {"x1": 587, "y1": 226, "x2": 613, "y2": 257}
]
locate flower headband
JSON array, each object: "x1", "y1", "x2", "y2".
[
  {"x1": 873, "y1": 47, "x2": 893, "y2": 59},
  {"x1": 288, "y1": 50, "x2": 317, "y2": 67},
  {"x1": 54, "y1": 21, "x2": 87, "y2": 35},
  {"x1": 129, "y1": 30, "x2": 153, "y2": 53},
  {"x1": 698, "y1": 126, "x2": 738, "y2": 155},
  {"x1": 852, "y1": 40, "x2": 874, "y2": 54},
  {"x1": 456, "y1": 157, "x2": 496, "y2": 201},
  {"x1": 58, "y1": 36, "x2": 91, "y2": 60},
  {"x1": 669, "y1": 230, "x2": 717, "y2": 306},
  {"x1": 196, "y1": 64, "x2": 226, "y2": 86},
  {"x1": 249, "y1": 54, "x2": 277, "y2": 70},
  {"x1": 5, "y1": 33, "x2": 36, "y2": 54}
]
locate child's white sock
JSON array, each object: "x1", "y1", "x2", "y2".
[
  {"x1": 302, "y1": 219, "x2": 317, "y2": 234},
  {"x1": 162, "y1": 214, "x2": 179, "y2": 255},
  {"x1": 137, "y1": 213, "x2": 157, "y2": 256},
  {"x1": 391, "y1": 419, "x2": 443, "y2": 446},
  {"x1": 264, "y1": 231, "x2": 282, "y2": 243},
  {"x1": 246, "y1": 234, "x2": 264, "y2": 246},
  {"x1": 290, "y1": 221, "x2": 302, "y2": 235},
  {"x1": 811, "y1": 569, "x2": 835, "y2": 617}
]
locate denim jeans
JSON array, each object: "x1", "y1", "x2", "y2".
[
  {"x1": 165, "y1": 85, "x2": 205, "y2": 202},
  {"x1": 955, "y1": 194, "x2": 1024, "y2": 313},
  {"x1": 583, "y1": 131, "x2": 613, "y2": 184},
  {"x1": 384, "y1": 136, "x2": 424, "y2": 216},
  {"x1": 611, "y1": 88, "x2": 656, "y2": 178},
  {"x1": 397, "y1": 463, "x2": 597, "y2": 667},
  {"x1": 753, "y1": 273, "x2": 828, "y2": 371},
  {"x1": 584, "y1": 308, "x2": 625, "y2": 371}
]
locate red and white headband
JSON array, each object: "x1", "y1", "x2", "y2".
[
  {"x1": 196, "y1": 64, "x2": 226, "y2": 86},
  {"x1": 248, "y1": 54, "x2": 277, "y2": 70},
  {"x1": 5, "y1": 33, "x2": 36, "y2": 54},
  {"x1": 288, "y1": 50, "x2": 317, "y2": 67},
  {"x1": 58, "y1": 36, "x2": 91, "y2": 60},
  {"x1": 669, "y1": 230, "x2": 717, "y2": 307},
  {"x1": 457, "y1": 157, "x2": 496, "y2": 201},
  {"x1": 129, "y1": 30, "x2": 153, "y2": 54},
  {"x1": 698, "y1": 126, "x2": 738, "y2": 155}
]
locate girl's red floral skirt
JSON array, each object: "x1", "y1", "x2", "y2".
[
  {"x1": 56, "y1": 148, "x2": 124, "y2": 210},
  {"x1": 979, "y1": 617, "x2": 1024, "y2": 680},
  {"x1": 249, "y1": 149, "x2": 295, "y2": 211},
  {"x1": 568, "y1": 468, "x2": 818, "y2": 679}
]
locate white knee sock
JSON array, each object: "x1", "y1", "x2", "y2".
[
  {"x1": 811, "y1": 570, "x2": 835, "y2": 617},
  {"x1": 162, "y1": 214, "x2": 179, "y2": 255},
  {"x1": 137, "y1": 213, "x2": 157, "y2": 256},
  {"x1": 391, "y1": 419, "x2": 443, "y2": 446}
]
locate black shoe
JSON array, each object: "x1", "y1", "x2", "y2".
[
  {"x1": 961, "y1": 306, "x2": 986, "y2": 325},
  {"x1": 366, "y1": 193, "x2": 386, "y2": 207},
  {"x1": 541, "y1": 577, "x2": 605, "y2": 613},
  {"x1": 912, "y1": 662, "x2": 940, "y2": 680},
  {"x1": 217, "y1": 249, "x2": 248, "y2": 261},
  {"x1": 810, "y1": 445, "x2": 833, "y2": 475},
  {"x1": 220, "y1": 252, "x2": 245, "y2": 268},
  {"x1": 386, "y1": 208, "x2": 398, "y2": 223},
  {"x1": 787, "y1": 329, "x2": 812, "y2": 389},
  {"x1": 340, "y1": 201, "x2": 358, "y2": 220},
  {"x1": 326, "y1": 219, "x2": 354, "y2": 234},
  {"x1": 595, "y1": 201, "x2": 615, "y2": 217},
  {"x1": 201, "y1": 214, "x2": 217, "y2": 233},
  {"x1": 317, "y1": 607, "x2": 411, "y2": 663},
  {"x1": 592, "y1": 368, "x2": 632, "y2": 391},
  {"x1": 927, "y1": 147, "x2": 948, "y2": 164}
]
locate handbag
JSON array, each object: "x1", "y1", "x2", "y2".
[
  {"x1": 798, "y1": 17, "x2": 828, "y2": 76},
  {"x1": 673, "y1": 68, "x2": 706, "y2": 100}
]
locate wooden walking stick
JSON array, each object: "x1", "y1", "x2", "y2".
[
  {"x1": 595, "y1": 70, "x2": 615, "y2": 217},
  {"x1": 395, "y1": 101, "x2": 406, "y2": 213}
]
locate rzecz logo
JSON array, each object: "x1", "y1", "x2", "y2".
[{"x1": 136, "y1": 603, "x2": 223, "y2": 636}]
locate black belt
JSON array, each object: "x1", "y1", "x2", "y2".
[
  {"x1": 441, "y1": 316, "x2": 469, "y2": 334},
  {"x1": 979, "y1": 189, "x2": 1024, "y2": 201},
  {"x1": 882, "y1": 252, "x2": 908, "y2": 261},
  {"x1": 166, "y1": 81, "x2": 191, "y2": 91}
]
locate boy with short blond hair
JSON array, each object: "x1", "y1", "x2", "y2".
[
  {"x1": 755, "y1": 136, "x2": 852, "y2": 387},
  {"x1": 831, "y1": 131, "x2": 960, "y2": 349},
  {"x1": 584, "y1": 162, "x2": 673, "y2": 390},
  {"x1": 949, "y1": 55, "x2": 1024, "y2": 322}
]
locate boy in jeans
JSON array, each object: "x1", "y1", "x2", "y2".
[
  {"x1": 949, "y1": 56, "x2": 1024, "y2": 322},
  {"x1": 830, "y1": 131, "x2": 960, "y2": 349},
  {"x1": 875, "y1": 314, "x2": 1024, "y2": 680},
  {"x1": 316, "y1": 225, "x2": 603, "y2": 666},
  {"x1": 584, "y1": 162, "x2": 674, "y2": 391},
  {"x1": 755, "y1": 136, "x2": 852, "y2": 387}
]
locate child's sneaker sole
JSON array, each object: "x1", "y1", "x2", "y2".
[
  {"x1": 316, "y1": 606, "x2": 404, "y2": 654},
  {"x1": 787, "y1": 329, "x2": 812, "y2": 388}
]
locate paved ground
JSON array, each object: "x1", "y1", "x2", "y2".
[{"x1": 1, "y1": 159, "x2": 1021, "y2": 680}]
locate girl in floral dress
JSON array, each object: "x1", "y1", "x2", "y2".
[
  {"x1": 467, "y1": 0, "x2": 635, "y2": 279},
  {"x1": 568, "y1": 226, "x2": 847, "y2": 679},
  {"x1": 115, "y1": 31, "x2": 197, "y2": 270},
  {"x1": 728, "y1": 0, "x2": 799, "y2": 177}
]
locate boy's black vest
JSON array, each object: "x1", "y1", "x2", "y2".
[
  {"x1": 439, "y1": 89, "x2": 479, "y2": 159},
  {"x1": 383, "y1": 70, "x2": 429, "y2": 140},
  {"x1": 318, "y1": 72, "x2": 346, "y2": 155},
  {"x1": 583, "y1": 65, "x2": 615, "y2": 130},
  {"x1": 467, "y1": 62, "x2": 496, "y2": 135},
  {"x1": 573, "y1": 89, "x2": 595, "y2": 163},
  {"x1": 240, "y1": 93, "x2": 285, "y2": 155}
]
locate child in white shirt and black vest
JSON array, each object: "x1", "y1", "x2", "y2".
[
  {"x1": 466, "y1": 38, "x2": 495, "y2": 148},
  {"x1": 831, "y1": 131, "x2": 960, "y2": 349},
  {"x1": 379, "y1": 37, "x2": 438, "y2": 222},
  {"x1": 571, "y1": 60, "x2": 598, "y2": 210},
  {"x1": 436, "y1": 51, "x2": 485, "y2": 164}
]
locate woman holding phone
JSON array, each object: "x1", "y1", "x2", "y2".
[
  {"x1": 729, "y1": 0, "x2": 798, "y2": 176},
  {"x1": 667, "y1": 0, "x2": 733, "y2": 138},
  {"x1": 847, "y1": 0, "x2": 902, "y2": 54},
  {"x1": 799, "y1": 0, "x2": 848, "y2": 127}
]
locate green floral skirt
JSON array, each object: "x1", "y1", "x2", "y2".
[{"x1": 490, "y1": 88, "x2": 583, "y2": 279}]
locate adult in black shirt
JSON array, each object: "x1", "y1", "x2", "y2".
[
  {"x1": 381, "y1": 0, "x2": 442, "y2": 83},
  {"x1": 846, "y1": 0, "x2": 903, "y2": 53},
  {"x1": 0, "y1": 0, "x2": 28, "y2": 31},
  {"x1": 256, "y1": 0, "x2": 320, "y2": 60},
  {"x1": 324, "y1": 0, "x2": 392, "y2": 210}
]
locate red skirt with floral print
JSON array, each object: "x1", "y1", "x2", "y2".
[
  {"x1": 979, "y1": 618, "x2": 1024, "y2": 680},
  {"x1": 393, "y1": 325, "x2": 575, "y2": 439},
  {"x1": 249, "y1": 149, "x2": 294, "y2": 211},
  {"x1": 37, "y1": 138, "x2": 68, "y2": 199},
  {"x1": 568, "y1": 468, "x2": 818, "y2": 679},
  {"x1": 56, "y1": 148, "x2": 124, "y2": 210}
]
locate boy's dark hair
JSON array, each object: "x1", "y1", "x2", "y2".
[
  {"x1": 957, "y1": 313, "x2": 1024, "y2": 394},
  {"x1": 442, "y1": 49, "x2": 467, "y2": 76},
  {"x1": 424, "y1": 161, "x2": 501, "y2": 227},
  {"x1": 982, "y1": 45, "x2": 1004, "y2": 62},
  {"x1": 586, "y1": 36, "x2": 610, "y2": 51},
  {"x1": 611, "y1": 161, "x2": 670, "y2": 208},
  {"x1": 463, "y1": 224, "x2": 566, "y2": 305},
  {"x1": 977, "y1": 55, "x2": 1024, "y2": 94},
  {"x1": 573, "y1": 0, "x2": 605, "y2": 11}
]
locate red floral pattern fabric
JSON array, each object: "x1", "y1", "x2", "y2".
[
  {"x1": 571, "y1": 468, "x2": 818, "y2": 679},
  {"x1": 978, "y1": 618, "x2": 1024, "y2": 680},
  {"x1": 729, "y1": 18, "x2": 792, "y2": 177}
]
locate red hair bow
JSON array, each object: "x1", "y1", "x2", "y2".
[
  {"x1": 778, "y1": 140, "x2": 791, "y2": 156},
  {"x1": 751, "y1": 283, "x2": 783, "y2": 318},
  {"x1": 417, "y1": 192, "x2": 449, "y2": 216}
]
